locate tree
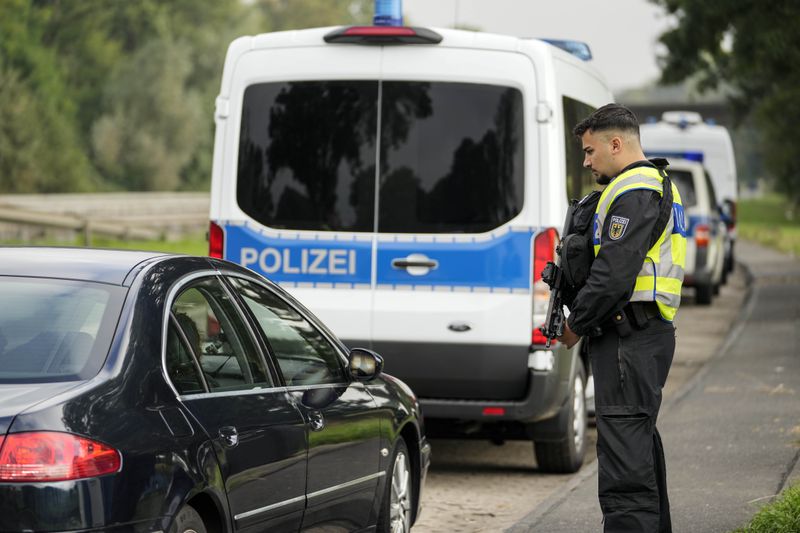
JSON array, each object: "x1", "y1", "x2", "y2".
[{"x1": 652, "y1": 0, "x2": 800, "y2": 202}]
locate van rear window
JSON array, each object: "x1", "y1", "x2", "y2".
[
  {"x1": 668, "y1": 170, "x2": 697, "y2": 208},
  {"x1": 237, "y1": 81, "x2": 524, "y2": 234}
]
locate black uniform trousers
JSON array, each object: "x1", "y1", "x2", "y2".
[{"x1": 589, "y1": 315, "x2": 675, "y2": 533}]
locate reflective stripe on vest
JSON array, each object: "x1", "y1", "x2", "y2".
[{"x1": 592, "y1": 166, "x2": 687, "y2": 321}]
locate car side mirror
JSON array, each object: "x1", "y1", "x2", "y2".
[{"x1": 348, "y1": 348, "x2": 383, "y2": 381}]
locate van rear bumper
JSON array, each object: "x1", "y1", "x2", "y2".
[{"x1": 419, "y1": 363, "x2": 568, "y2": 424}]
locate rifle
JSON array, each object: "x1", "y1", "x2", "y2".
[{"x1": 539, "y1": 200, "x2": 576, "y2": 348}]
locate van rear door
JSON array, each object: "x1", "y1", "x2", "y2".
[
  {"x1": 371, "y1": 48, "x2": 537, "y2": 401},
  {"x1": 224, "y1": 45, "x2": 382, "y2": 341}
]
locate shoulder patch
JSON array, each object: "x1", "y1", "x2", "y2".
[{"x1": 608, "y1": 215, "x2": 630, "y2": 240}]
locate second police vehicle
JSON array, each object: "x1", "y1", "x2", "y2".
[{"x1": 209, "y1": 1, "x2": 613, "y2": 472}]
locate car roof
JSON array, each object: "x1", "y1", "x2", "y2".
[{"x1": 0, "y1": 247, "x2": 173, "y2": 286}]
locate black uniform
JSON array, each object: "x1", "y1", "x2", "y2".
[{"x1": 568, "y1": 161, "x2": 674, "y2": 533}]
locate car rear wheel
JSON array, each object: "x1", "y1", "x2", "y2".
[
  {"x1": 534, "y1": 358, "x2": 587, "y2": 473},
  {"x1": 169, "y1": 505, "x2": 206, "y2": 533},
  {"x1": 377, "y1": 439, "x2": 413, "y2": 533}
]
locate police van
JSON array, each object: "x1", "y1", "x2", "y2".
[
  {"x1": 209, "y1": 16, "x2": 612, "y2": 472},
  {"x1": 640, "y1": 111, "x2": 738, "y2": 276}
]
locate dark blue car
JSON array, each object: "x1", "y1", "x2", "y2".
[{"x1": 0, "y1": 248, "x2": 430, "y2": 532}]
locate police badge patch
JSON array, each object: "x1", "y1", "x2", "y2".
[{"x1": 609, "y1": 215, "x2": 630, "y2": 240}]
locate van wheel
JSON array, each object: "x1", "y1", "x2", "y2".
[
  {"x1": 169, "y1": 505, "x2": 206, "y2": 533},
  {"x1": 534, "y1": 358, "x2": 587, "y2": 474},
  {"x1": 696, "y1": 283, "x2": 713, "y2": 305},
  {"x1": 377, "y1": 439, "x2": 413, "y2": 533}
]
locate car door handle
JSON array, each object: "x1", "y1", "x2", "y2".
[
  {"x1": 219, "y1": 426, "x2": 239, "y2": 447},
  {"x1": 391, "y1": 254, "x2": 438, "y2": 276},
  {"x1": 308, "y1": 410, "x2": 325, "y2": 432}
]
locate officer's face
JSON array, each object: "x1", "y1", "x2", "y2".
[{"x1": 581, "y1": 130, "x2": 619, "y2": 185}]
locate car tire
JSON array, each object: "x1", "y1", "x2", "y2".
[
  {"x1": 534, "y1": 358, "x2": 587, "y2": 474},
  {"x1": 377, "y1": 439, "x2": 413, "y2": 533},
  {"x1": 696, "y1": 283, "x2": 713, "y2": 305},
  {"x1": 169, "y1": 505, "x2": 206, "y2": 533}
]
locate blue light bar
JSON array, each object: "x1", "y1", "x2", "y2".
[
  {"x1": 646, "y1": 151, "x2": 705, "y2": 163},
  {"x1": 374, "y1": 0, "x2": 403, "y2": 27},
  {"x1": 540, "y1": 39, "x2": 593, "y2": 61}
]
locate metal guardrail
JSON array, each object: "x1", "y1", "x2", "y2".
[
  {"x1": 0, "y1": 205, "x2": 161, "y2": 244},
  {"x1": 0, "y1": 192, "x2": 210, "y2": 244}
]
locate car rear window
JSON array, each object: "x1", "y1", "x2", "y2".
[
  {"x1": 0, "y1": 278, "x2": 124, "y2": 383},
  {"x1": 236, "y1": 80, "x2": 524, "y2": 234},
  {"x1": 668, "y1": 170, "x2": 697, "y2": 208}
]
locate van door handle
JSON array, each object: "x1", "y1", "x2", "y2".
[
  {"x1": 219, "y1": 426, "x2": 239, "y2": 448},
  {"x1": 391, "y1": 254, "x2": 438, "y2": 276}
]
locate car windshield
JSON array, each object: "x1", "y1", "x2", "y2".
[{"x1": 0, "y1": 277, "x2": 125, "y2": 383}]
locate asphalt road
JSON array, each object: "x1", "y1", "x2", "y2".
[{"x1": 413, "y1": 265, "x2": 748, "y2": 532}]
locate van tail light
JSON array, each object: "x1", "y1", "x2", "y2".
[
  {"x1": 209, "y1": 221, "x2": 224, "y2": 259},
  {"x1": 532, "y1": 228, "x2": 558, "y2": 346},
  {"x1": 695, "y1": 223, "x2": 710, "y2": 248},
  {"x1": 323, "y1": 26, "x2": 443, "y2": 45},
  {"x1": 0, "y1": 432, "x2": 121, "y2": 482}
]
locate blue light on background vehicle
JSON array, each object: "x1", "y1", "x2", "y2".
[
  {"x1": 540, "y1": 39, "x2": 593, "y2": 61},
  {"x1": 374, "y1": 0, "x2": 403, "y2": 26},
  {"x1": 646, "y1": 151, "x2": 705, "y2": 163}
]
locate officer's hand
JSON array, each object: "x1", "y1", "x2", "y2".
[{"x1": 558, "y1": 322, "x2": 581, "y2": 350}]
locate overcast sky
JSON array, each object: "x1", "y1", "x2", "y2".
[{"x1": 402, "y1": 0, "x2": 676, "y2": 93}]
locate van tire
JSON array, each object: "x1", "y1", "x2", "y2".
[
  {"x1": 696, "y1": 283, "x2": 713, "y2": 305},
  {"x1": 534, "y1": 359, "x2": 587, "y2": 474}
]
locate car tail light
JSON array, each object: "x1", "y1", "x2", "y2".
[
  {"x1": 482, "y1": 407, "x2": 505, "y2": 417},
  {"x1": 532, "y1": 228, "x2": 558, "y2": 345},
  {"x1": 209, "y1": 221, "x2": 224, "y2": 259},
  {"x1": 0, "y1": 432, "x2": 121, "y2": 482},
  {"x1": 695, "y1": 223, "x2": 710, "y2": 247},
  {"x1": 531, "y1": 326, "x2": 557, "y2": 346}
]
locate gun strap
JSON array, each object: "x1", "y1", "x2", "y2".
[{"x1": 648, "y1": 162, "x2": 674, "y2": 249}]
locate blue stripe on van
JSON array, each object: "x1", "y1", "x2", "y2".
[{"x1": 223, "y1": 223, "x2": 536, "y2": 290}]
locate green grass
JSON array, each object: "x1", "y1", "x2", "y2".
[
  {"x1": 0, "y1": 233, "x2": 208, "y2": 256},
  {"x1": 737, "y1": 194, "x2": 800, "y2": 256},
  {"x1": 733, "y1": 483, "x2": 800, "y2": 532}
]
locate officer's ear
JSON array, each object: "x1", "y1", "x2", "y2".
[{"x1": 609, "y1": 135, "x2": 623, "y2": 155}]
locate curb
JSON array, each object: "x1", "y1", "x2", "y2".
[{"x1": 507, "y1": 261, "x2": 756, "y2": 532}]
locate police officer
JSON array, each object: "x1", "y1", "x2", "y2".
[{"x1": 558, "y1": 104, "x2": 686, "y2": 532}]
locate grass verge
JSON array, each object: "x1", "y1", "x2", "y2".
[
  {"x1": 737, "y1": 194, "x2": 800, "y2": 256},
  {"x1": 733, "y1": 483, "x2": 800, "y2": 532},
  {"x1": 0, "y1": 233, "x2": 208, "y2": 256}
]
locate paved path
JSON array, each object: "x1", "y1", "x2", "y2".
[{"x1": 510, "y1": 240, "x2": 800, "y2": 532}]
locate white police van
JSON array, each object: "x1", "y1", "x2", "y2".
[
  {"x1": 665, "y1": 159, "x2": 726, "y2": 304},
  {"x1": 209, "y1": 12, "x2": 612, "y2": 472},
  {"x1": 641, "y1": 111, "x2": 738, "y2": 276}
]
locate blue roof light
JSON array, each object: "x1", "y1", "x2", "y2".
[
  {"x1": 540, "y1": 39, "x2": 593, "y2": 61},
  {"x1": 374, "y1": 0, "x2": 403, "y2": 27},
  {"x1": 646, "y1": 151, "x2": 705, "y2": 163}
]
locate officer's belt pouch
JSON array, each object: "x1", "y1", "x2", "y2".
[{"x1": 610, "y1": 309, "x2": 633, "y2": 338}]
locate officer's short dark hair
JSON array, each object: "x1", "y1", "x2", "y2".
[{"x1": 573, "y1": 103, "x2": 640, "y2": 139}]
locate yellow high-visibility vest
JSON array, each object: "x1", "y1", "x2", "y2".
[{"x1": 592, "y1": 166, "x2": 687, "y2": 321}]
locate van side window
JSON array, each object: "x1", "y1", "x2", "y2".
[
  {"x1": 170, "y1": 277, "x2": 272, "y2": 392},
  {"x1": 563, "y1": 96, "x2": 597, "y2": 200},
  {"x1": 226, "y1": 277, "x2": 346, "y2": 387}
]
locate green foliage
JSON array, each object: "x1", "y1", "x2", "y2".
[
  {"x1": 733, "y1": 483, "x2": 800, "y2": 533},
  {"x1": 652, "y1": 0, "x2": 800, "y2": 202},
  {"x1": 0, "y1": 0, "x2": 370, "y2": 193},
  {"x1": 737, "y1": 194, "x2": 800, "y2": 256}
]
